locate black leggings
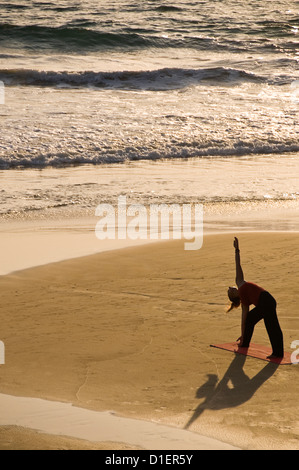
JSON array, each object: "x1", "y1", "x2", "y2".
[{"x1": 242, "y1": 291, "x2": 284, "y2": 357}]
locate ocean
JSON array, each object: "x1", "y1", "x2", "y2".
[{"x1": 0, "y1": 0, "x2": 298, "y2": 219}]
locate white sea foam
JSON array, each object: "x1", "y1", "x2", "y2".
[
  {"x1": 0, "y1": 393, "x2": 238, "y2": 450},
  {"x1": 0, "y1": 75, "x2": 298, "y2": 170},
  {"x1": 1, "y1": 156, "x2": 299, "y2": 220}
]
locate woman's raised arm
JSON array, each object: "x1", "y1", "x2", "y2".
[{"x1": 234, "y1": 237, "x2": 244, "y2": 287}]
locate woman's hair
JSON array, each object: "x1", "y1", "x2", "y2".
[{"x1": 227, "y1": 294, "x2": 241, "y2": 313}]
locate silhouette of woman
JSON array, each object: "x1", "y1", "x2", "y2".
[{"x1": 227, "y1": 237, "x2": 284, "y2": 359}]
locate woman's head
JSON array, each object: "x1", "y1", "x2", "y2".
[{"x1": 227, "y1": 286, "x2": 241, "y2": 312}]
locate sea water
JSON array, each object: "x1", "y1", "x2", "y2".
[{"x1": 0, "y1": 0, "x2": 298, "y2": 219}]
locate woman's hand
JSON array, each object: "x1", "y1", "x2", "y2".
[
  {"x1": 236, "y1": 335, "x2": 243, "y2": 345},
  {"x1": 234, "y1": 237, "x2": 239, "y2": 250}
]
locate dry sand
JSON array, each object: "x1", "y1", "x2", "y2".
[
  {"x1": 0, "y1": 425, "x2": 143, "y2": 451},
  {"x1": 0, "y1": 232, "x2": 298, "y2": 450}
]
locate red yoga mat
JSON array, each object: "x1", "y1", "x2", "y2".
[{"x1": 210, "y1": 342, "x2": 296, "y2": 365}]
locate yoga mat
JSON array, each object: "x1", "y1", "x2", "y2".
[{"x1": 210, "y1": 342, "x2": 296, "y2": 365}]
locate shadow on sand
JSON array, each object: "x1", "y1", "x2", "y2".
[{"x1": 185, "y1": 353, "x2": 279, "y2": 430}]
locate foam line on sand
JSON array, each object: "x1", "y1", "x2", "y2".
[{"x1": 0, "y1": 393, "x2": 238, "y2": 450}]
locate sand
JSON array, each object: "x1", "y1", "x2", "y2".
[
  {"x1": 0, "y1": 218, "x2": 159, "y2": 276},
  {"x1": 0, "y1": 426, "x2": 143, "y2": 451},
  {"x1": 0, "y1": 232, "x2": 298, "y2": 450}
]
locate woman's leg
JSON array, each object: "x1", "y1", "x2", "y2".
[
  {"x1": 262, "y1": 297, "x2": 284, "y2": 357},
  {"x1": 241, "y1": 306, "x2": 263, "y2": 347}
]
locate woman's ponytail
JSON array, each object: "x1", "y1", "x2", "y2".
[{"x1": 227, "y1": 297, "x2": 241, "y2": 313}]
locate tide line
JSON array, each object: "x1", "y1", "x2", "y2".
[{"x1": 0, "y1": 393, "x2": 239, "y2": 450}]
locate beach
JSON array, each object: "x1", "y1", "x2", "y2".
[{"x1": 0, "y1": 227, "x2": 298, "y2": 450}]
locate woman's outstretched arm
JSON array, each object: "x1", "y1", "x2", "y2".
[
  {"x1": 234, "y1": 237, "x2": 244, "y2": 287},
  {"x1": 237, "y1": 304, "x2": 249, "y2": 345}
]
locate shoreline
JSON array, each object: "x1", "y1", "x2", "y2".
[
  {"x1": 0, "y1": 231, "x2": 298, "y2": 450},
  {"x1": 0, "y1": 393, "x2": 239, "y2": 450},
  {"x1": 1, "y1": 201, "x2": 299, "y2": 276}
]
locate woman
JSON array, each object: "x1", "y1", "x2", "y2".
[{"x1": 227, "y1": 237, "x2": 284, "y2": 359}]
